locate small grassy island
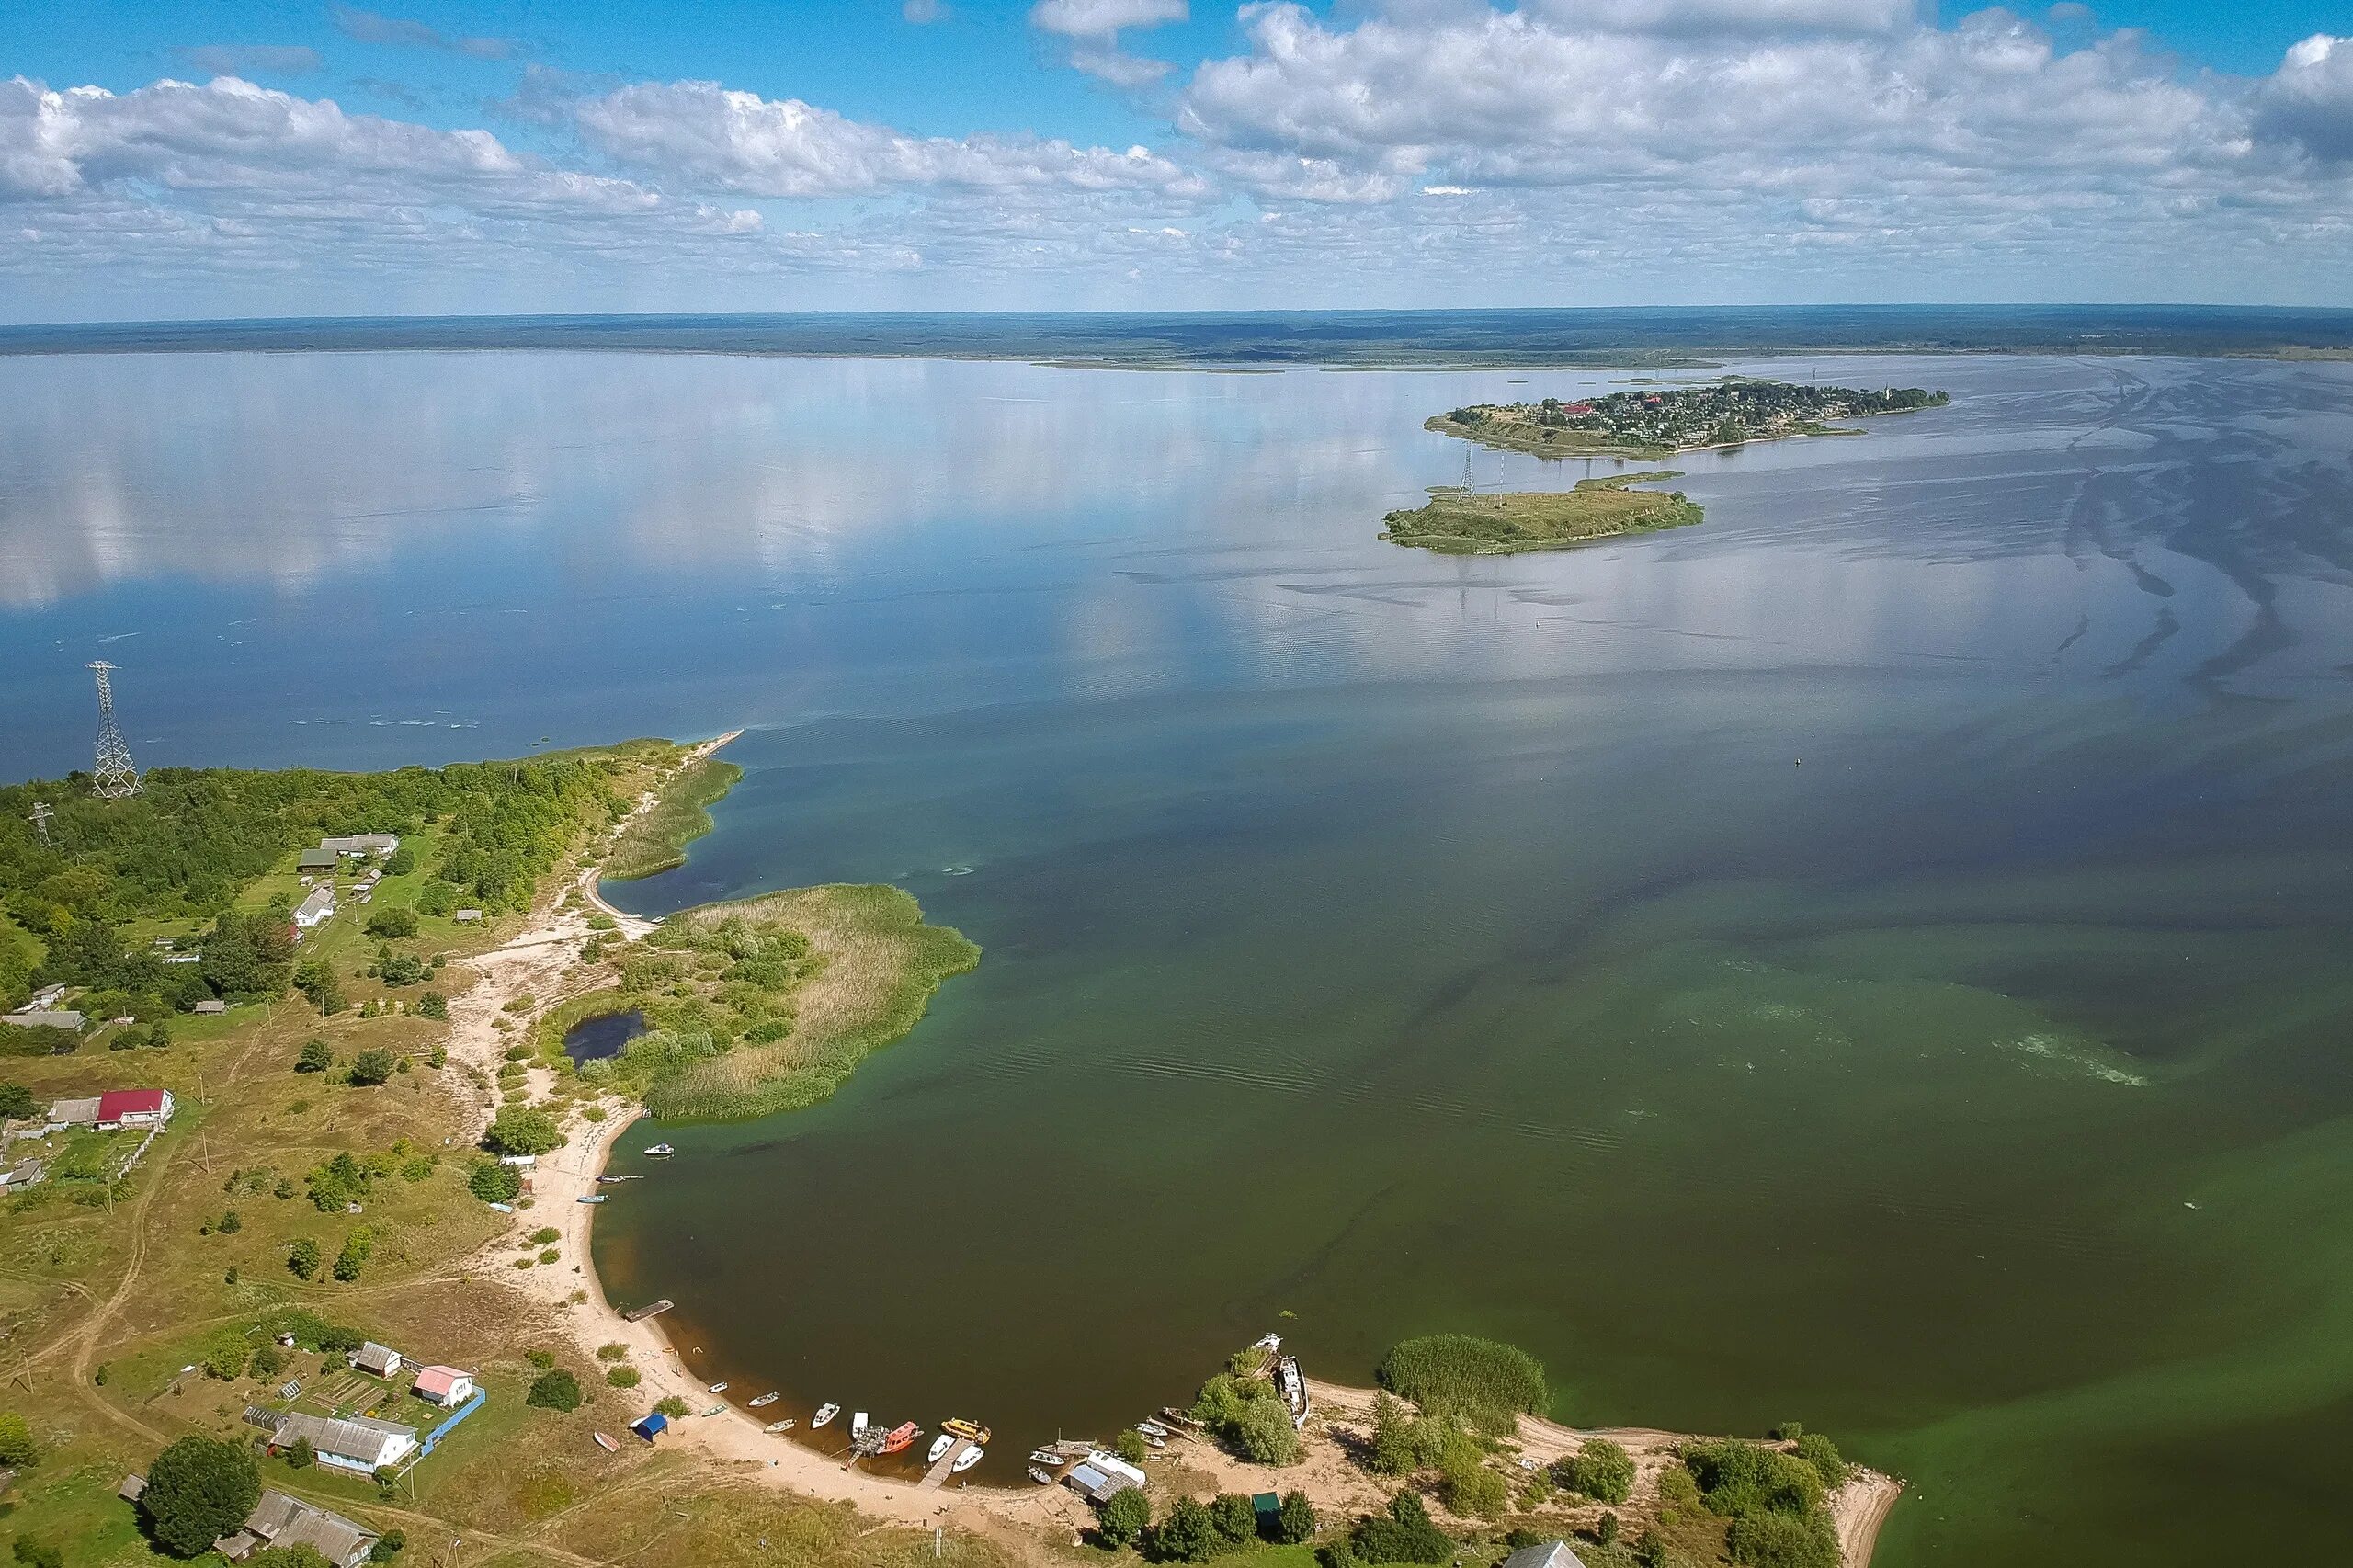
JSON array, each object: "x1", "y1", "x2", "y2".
[
  {"x1": 1430, "y1": 379, "x2": 1948, "y2": 459},
  {"x1": 1382, "y1": 472, "x2": 1701, "y2": 554}
]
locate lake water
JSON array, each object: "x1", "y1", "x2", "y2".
[
  {"x1": 561, "y1": 1009, "x2": 646, "y2": 1064},
  {"x1": 6, "y1": 347, "x2": 2353, "y2": 1564}
]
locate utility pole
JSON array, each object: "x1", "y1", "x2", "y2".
[
  {"x1": 88, "y1": 662, "x2": 141, "y2": 799},
  {"x1": 28, "y1": 802, "x2": 53, "y2": 846}
]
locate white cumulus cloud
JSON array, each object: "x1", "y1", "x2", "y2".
[{"x1": 2256, "y1": 34, "x2": 2353, "y2": 162}]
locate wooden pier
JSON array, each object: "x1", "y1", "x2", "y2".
[{"x1": 918, "y1": 1438, "x2": 978, "y2": 1489}]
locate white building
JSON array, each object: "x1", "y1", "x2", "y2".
[
  {"x1": 269, "y1": 1411, "x2": 418, "y2": 1474},
  {"x1": 412, "y1": 1365, "x2": 475, "y2": 1406},
  {"x1": 293, "y1": 885, "x2": 336, "y2": 929},
  {"x1": 320, "y1": 834, "x2": 400, "y2": 858}
]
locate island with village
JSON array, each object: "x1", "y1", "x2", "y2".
[{"x1": 1427, "y1": 381, "x2": 1949, "y2": 460}]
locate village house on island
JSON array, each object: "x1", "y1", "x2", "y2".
[
  {"x1": 95, "y1": 1088, "x2": 175, "y2": 1130},
  {"x1": 293, "y1": 885, "x2": 336, "y2": 930},
  {"x1": 353, "y1": 1340, "x2": 404, "y2": 1379},
  {"x1": 265, "y1": 1410, "x2": 418, "y2": 1474},
  {"x1": 321, "y1": 833, "x2": 400, "y2": 858},
  {"x1": 1500, "y1": 1540, "x2": 1589, "y2": 1568},
  {"x1": 412, "y1": 1364, "x2": 475, "y2": 1406},
  {"x1": 215, "y1": 1490, "x2": 381, "y2": 1567}
]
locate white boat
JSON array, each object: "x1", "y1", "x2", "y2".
[
  {"x1": 1028, "y1": 1448, "x2": 1063, "y2": 1466},
  {"x1": 708, "y1": 1381, "x2": 729, "y2": 1393},
  {"x1": 748, "y1": 1392, "x2": 779, "y2": 1408},
  {"x1": 951, "y1": 1445, "x2": 984, "y2": 1473},
  {"x1": 1029, "y1": 1466, "x2": 1055, "y2": 1485},
  {"x1": 1137, "y1": 1421, "x2": 1169, "y2": 1438},
  {"x1": 701, "y1": 1404, "x2": 723, "y2": 1417},
  {"x1": 927, "y1": 1434, "x2": 956, "y2": 1464},
  {"x1": 812, "y1": 1403, "x2": 840, "y2": 1427},
  {"x1": 577, "y1": 1194, "x2": 608, "y2": 1204},
  {"x1": 643, "y1": 1143, "x2": 676, "y2": 1158},
  {"x1": 765, "y1": 1419, "x2": 796, "y2": 1433},
  {"x1": 1250, "y1": 1332, "x2": 1282, "y2": 1352},
  {"x1": 1143, "y1": 1435, "x2": 1167, "y2": 1449},
  {"x1": 849, "y1": 1412, "x2": 870, "y2": 1440},
  {"x1": 594, "y1": 1432, "x2": 619, "y2": 1453}
]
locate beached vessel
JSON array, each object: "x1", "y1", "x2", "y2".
[
  {"x1": 766, "y1": 1418, "x2": 796, "y2": 1433},
  {"x1": 942, "y1": 1418, "x2": 992, "y2": 1444},
  {"x1": 1279, "y1": 1355, "x2": 1309, "y2": 1427},
  {"x1": 1029, "y1": 1466, "x2": 1055, "y2": 1485},
  {"x1": 749, "y1": 1392, "x2": 779, "y2": 1408},
  {"x1": 877, "y1": 1421, "x2": 920, "y2": 1456},
  {"x1": 927, "y1": 1433, "x2": 956, "y2": 1463},
  {"x1": 594, "y1": 1432, "x2": 619, "y2": 1453},
  {"x1": 644, "y1": 1143, "x2": 675, "y2": 1157},
  {"x1": 1136, "y1": 1421, "x2": 1168, "y2": 1438},
  {"x1": 951, "y1": 1445, "x2": 984, "y2": 1473},
  {"x1": 812, "y1": 1403, "x2": 841, "y2": 1427},
  {"x1": 1142, "y1": 1435, "x2": 1167, "y2": 1449}
]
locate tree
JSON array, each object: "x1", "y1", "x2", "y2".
[
  {"x1": 1367, "y1": 1390, "x2": 1422, "y2": 1476},
  {"x1": 1349, "y1": 1491, "x2": 1452, "y2": 1566},
  {"x1": 1098, "y1": 1486, "x2": 1152, "y2": 1549},
  {"x1": 468, "y1": 1161, "x2": 521, "y2": 1203},
  {"x1": 369, "y1": 1528, "x2": 407, "y2": 1562},
  {"x1": 295, "y1": 1038, "x2": 334, "y2": 1073},
  {"x1": 365, "y1": 907, "x2": 418, "y2": 939},
  {"x1": 1235, "y1": 1396, "x2": 1302, "y2": 1464},
  {"x1": 347, "y1": 1049, "x2": 396, "y2": 1086},
  {"x1": 287, "y1": 1238, "x2": 322, "y2": 1279},
  {"x1": 250, "y1": 1546, "x2": 335, "y2": 1568},
  {"x1": 12, "y1": 1537, "x2": 63, "y2": 1568},
  {"x1": 142, "y1": 1434, "x2": 261, "y2": 1557},
  {"x1": 286, "y1": 1436, "x2": 316, "y2": 1469},
  {"x1": 1209, "y1": 1494, "x2": 1257, "y2": 1547},
  {"x1": 484, "y1": 1105, "x2": 563, "y2": 1157},
  {"x1": 1273, "y1": 1491, "x2": 1315, "y2": 1544},
  {"x1": 383, "y1": 845, "x2": 417, "y2": 876},
  {"x1": 1147, "y1": 1498, "x2": 1222, "y2": 1563},
  {"x1": 0, "y1": 1081, "x2": 38, "y2": 1119},
  {"x1": 1792, "y1": 1432, "x2": 1847, "y2": 1490},
  {"x1": 0, "y1": 1411, "x2": 40, "y2": 1467},
  {"x1": 292, "y1": 959, "x2": 345, "y2": 1016},
  {"x1": 527, "y1": 1369, "x2": 583, "y2": 1412},
  {"x1": 415, "y1": 992, "x2": 448, "y2": 1020},
  {"x1": 1560, "y1": 1437, "x2": 1635, "y2": 1506},
  {"x1": 1723, "y1": 1511, "x2": 1839, "y2": 1568},
  {"x1": 1114, "y1": 1428, "x2": 1149, "y2": 1465},
  {"x1": 332, "y1": 1230, "x2": 374, "y2": 1282}
]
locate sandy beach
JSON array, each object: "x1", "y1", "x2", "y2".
[{"x1": 440, "y1": 730, "x2": 1898, "y2": 1565}]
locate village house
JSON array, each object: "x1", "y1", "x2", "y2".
[
  {"x1": 321, "y1": 833, "x2": 400, "y2": 858},
  {"x1": 214, "y1": 1490, "x2": 381, "y2": 1567},
  {"x1": 1500, "y1": 1540, "x2": 1589, "y2": 1568},
  {"x1": 267, "y1": 1410, "x2": 419, "y2": 1474},
  {"x1": 0, "y1": 1158, "x2": 45, "y2": 1191},
  {"x1": 3, "y1": 1008, "x2": 85, "y2": 1031},
  {"x1": 193, "y1": 998, "x2": 228, "y2": 1015},
  {"x1": 297, "y1": 848, "x2": 339, "y2": 873},
  {"x1": 293, "y1": 885, "x2": 336, "y2": 930},
  {"x1": 412, "y1": 1365, "x2": 475, "y2": 1407},
  {"x1": 353, "y1": 1340, "x2": 404, "y2": 1379},
  {"x1": 47, "y1": 1096, "x2": 101, "y2": 1128},
  {"x1": 95, "y1": 1088, "x2": 175, "y2": 1130}
]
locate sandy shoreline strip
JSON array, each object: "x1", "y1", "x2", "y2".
[{"x1": 449, "y1": 728, "x2": 1898, "y2": 1564}]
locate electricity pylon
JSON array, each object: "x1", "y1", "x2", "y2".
[{"x1": 88, "y1": 661, "x2": 141, "y2": 799}]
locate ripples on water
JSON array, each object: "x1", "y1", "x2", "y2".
[{"x1": 5, "y1": 349, "x2": 2353, "y2": 1566}]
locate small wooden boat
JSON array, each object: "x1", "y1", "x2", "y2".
[
  {"x1": 1136, "y1": 1421, "x2": 1169, "y2": 1438},
  {"x1": 927, "y1": 1434, "x2": 957, "y2": 1464},
  {"x1": 951, "y1": 1445, "x2": 984, "y2": 1473},
  {"x1": 876, "y1": 1421, "x2": 920, "y2": 1456},
  {"x1": 594, "y1": 1432, "x2": 619, "y2": 1453},
  {"x1": 701, "y1": 1404, "x2": 724, "y2": 1417},
  {"x1": 643, "y1": 1143, "x2": 676, "y2": 1158},
  {"x1": 812, "y1": 1403, "x2": 841, "y2": 1427},
  {"x1": 1028, "y1": 1448, "x2": 1063, "y2": 1466},
  {"x1": 748, "y1": 1392, "x2": 779, "y2": 1408},
  {"x1": 848, "y1": 1412, "x2": 869, "y2": 1439},
  {"x1": 941, "y1": 1418, "x2": 992, "y2": 1445},
  {"x1": 624, "y1": 1299, "x2": 672, "y2": 1323},
  {"x1": 708, "y1": 1381, "x2": 729, "y2": 1393},
  {"x1": 765, "y1": 1419, "x2": 797, "y2": 1433},
  {"x1": 1029, "y1": 1466, "x2": 1055, "y2": 1485},
  {"x1": 577, "y1": 1194, "x2": 608, "y2": 1204}
]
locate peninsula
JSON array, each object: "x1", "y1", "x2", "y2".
[
  {"x1": 1429, "y1": 380, "x2": 1948, "y2": 459},
  {"x1": 1383, "y1": 472, "x2": 1701, "y2": 554}
]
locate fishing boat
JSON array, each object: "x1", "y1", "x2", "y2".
[
  {"x1": 927, "y1": 1434, "x2": 957, "y2": 1464},
  {"x1": 708, "y1": 1381, "x2": 729, "y2": 1393},
  {"x1": 1028, "y1": 1448, "x2": 1064, "y2": 1467},
  {"x1": 1029, "y1": 1466, "x2": 1055, "y2": 1485},
  {"x1": 812, "y1": 1403, "x2": 841, "y2": 1428},
  {"x1": 951, "y1": 1445, "x2": 984, "y2": 1473},
  {"x1": 701, "y1": 1405, "x2": 724, "y2": 1417},
  {"x1": 594, "y1": 1432, "x2": 619, "y2": 1453},
  {"x1": 876, "y1": 1421, "x2": 920, "y2": 1456},
  {"x1": 748, "y1": 1392, "x2": 779, "y2": 1408},
  {"x1": 1143, "y1": 1435, "x2": 1167, "y2": 1449},
  {"x1": 1250, "y1": 1332, "x2": 1282, "y2": 1352},
  {"x1": 765, "y1": 1419, "x2": 797, "y2": 1433},
  {"x1": 643, "y1": 1143, "x2": 676, "y2": 1158},
  {"x1": 848, "y1": 1412, "x2": 869, "y2": 1440},
  {"x1": 941, "y1": 1418, "x2": 993, "y2": 1445},
  {"x1": 1136, "y1": 1421, "x2": 1169, "y2": 1439},
  {"x1": 577, "y1": 1194, "x2": 608, "y2": 1204}
]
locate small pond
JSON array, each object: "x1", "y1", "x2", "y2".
[{"x1": 561, "y1": 1009, "x2": 646, "y2": 1064}]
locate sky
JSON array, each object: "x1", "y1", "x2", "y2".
[{"x1": 4, "y1": 0, "x2": 2352, "y2": 320}]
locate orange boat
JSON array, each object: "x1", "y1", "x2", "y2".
[{"x1": 876, "y1": 1422, "x2": 921, "y2": 1456}]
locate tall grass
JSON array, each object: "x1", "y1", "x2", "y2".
[
  {"x1": 1375, "y1": 1334, "x2": 1549, "y2": 1434},
  {"x1": 603, "y1": 756, "x2": 745, "y2": 881}
]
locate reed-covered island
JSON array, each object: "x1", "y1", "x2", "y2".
[{"x1": 1382, "y1": 472, "x2": 1702, "y2": 554}]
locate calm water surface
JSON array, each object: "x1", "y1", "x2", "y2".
[{"x1": 6, "y1": 350, "x2": 2353, "y2": 1564}]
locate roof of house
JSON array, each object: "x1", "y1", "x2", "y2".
[
  {"x1": 6, "y1": 1009, "x2": 84, "y2": 1028},
  {"x1": 414, "y1": 1365, "x2": 470, "y2": 1398},
  {"x1": 226, "y1": 1491, "x2": 378, "y2": 1567},
  {"x1": 119, "y1": 1472, "x2": 147, "y2": 1501},
  {"x1": 354, "y1": 1341, "x2": 402, "y2": 1373},
  {"x1": 1500, "y1": 1541, "x2": 1588, "y2": 1568},
  {"x1": 97, "y1": 1088, "x2": 169, "y2": 1119},
  {"x1": 298, "y1": 849, "x2": 338, "y2": 869},
  {"x1": 273, "y1": 1410, "x2": 417, "y2": 1460},
  {"x1": 1, "y1": 1159, "x2": 45, "y2": 1188},
  {"x1": 49, "y1": 1096, "x2": 100, "y2": 1123},
  {"x1": 194, "y1": 999, "x2": 228, "y2": 1013},
  {"x1": 295, "y1": 886, "x2": 336, "y2": 917}
]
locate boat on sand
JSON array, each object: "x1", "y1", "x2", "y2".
[{"x1": 765, "y1": 1419, "x2": 796, "y2": 1433}]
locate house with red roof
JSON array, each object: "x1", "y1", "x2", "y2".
[
  {"x1": 412, "y1": 1365, "x2": 475, "y2": 1407},
  {"x1": 95, "y1": 1088, "x2": 175, "y2": 1131}
]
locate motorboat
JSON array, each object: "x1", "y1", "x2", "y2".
[
  {"x1": 848, "y1": 1412, "x2": 869, "y2": 1440},
  {"x1": 701, "y1": 1405, "x2": 724, "y2": 1417},
  {"x1": 577, "y1": 1194, "x2": 608, "y2": 1204},
  {"x1": 927, "y1": 1434, "x2": 957, "y2": 1464},
  {"x1": 708, "y1": 1382, "x2": 729, "y2": 1393},
  {"x1": 748, "y1": 1392, "x2": 780, "y2": 1408},
  {"x1": 876, "y1": 1421, "x2": 920, "y2": 1456},
  {"x1": 1029, "y1": 1466, "x2": 1055, "y2": 1485},
  {"x1": 1250, "y1": 1332, "x2": 1281, "y2": 1352},
  {"x1": 643, "y1": 1143, "x2": 676, "y2": 1158},
  {"x1": 951, "y1": 1445, "x2": 984, "y2": 1474},
  {"x1": 941, "y1": 1418, "x2": 992, "y2": 1445},
  {"x1": 812, "y1": 1403, "x2": 841, "y2": 1428},
  {"x1": 1136, "y1": 1421, "x2": 1169, "y2": 1438},
  {"x1": 1028, "y1": 1449, "x2": 1064, "y2": 1467},
  {"x1": 765, "y1": 1419, "x2": 797, "y2": 1433},
  {"x1": 1142, "y1": 1435, "x2": 1167, "y2": 1449}
]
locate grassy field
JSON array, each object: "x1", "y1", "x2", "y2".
[
  {"x1": 602, "y1": 757, "x2": 744, "y2": 881},
  {"x1": 1381, "y1": 473, "x2": 1702, "y2": 554}
]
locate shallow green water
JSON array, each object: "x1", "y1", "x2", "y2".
[{"x1": 6, "y1": 345, "x2": 2350, "y2": 1562}]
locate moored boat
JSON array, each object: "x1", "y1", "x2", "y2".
[
  {"x1": 577, "y1": 1194, "x2": 608, "y2": 1204},
  {"x1": 765, "y1": 1419, "x2": 797, "y2": 1433},
  {"x1": 708, "y1": 1381, "x2": 729, "y2": 1392},
  {"x1": 1028, "y1": 1448, "x2": 1063, "y2": 1466},
  {"x1": 1029, "y1": 1466, "x2": 1055, "y2": 1485},
  {"x1": 749, "y1": 1392, "x2": 779, "y2": 1407},
  {"x1": 643, "y1": 1143, "x2": 675, "y2": 1157},
  {"x1": 941, "y1": 1418, "x2": 992, "y2": 1445},
  {"x1": 813, "y1": 1403, "x2": 841, "y2": 1427},
  {"x1": 927, "y1": 1433, "x2": 956, "y2": 1464},
  {"x1": 951, "y1": 1444, "x2": 984, "y2": 1473},
  {"x1": 849, "y1": 1412, "x2": 870, "y2": 1439},
  {"x1": 876, "y1": 1421, "x2": 920, "y2": 1456},
  {"x1": 1136, "y1": 1421, "x2": 1169, "y2": 1438}
]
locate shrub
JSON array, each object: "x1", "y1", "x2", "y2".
[
  {"x1": 1366, "y1": 1390, "x2": 1428, "y2": 1476},
  {"x1": 0, "y1": 1082, "x2": 35, "y2": 1119},
  {"x1": 347, "y1": 1049, "x2": 397, "y2": 1086},
  {"x1": 332, "y1": 1230, "x2": 373, "y2": 1282},
  {"x1": 1098, "y1": 1486, "x2": 1152, "y2": 1549},
  {"x1": 1559, "y1": 1437, "x2": 1636, "y2": 1505},
  {"x1": 295, "y1": 1038, "x2": 334, "y2": 1074},
  {"x1": 1791, "y1": 1432, "x2": 1848, "y2": 1490},
  {"x1": 1147, "y1": 1498, "x2": 1222, "y2": 1562},
  {"x1": 12, "y1": 1538, "x2": 63, "y2": 1568},
  {"x1": 597, "y1": 1342, "x2": 630, "y2": 1361},
  {"x1": 1723, "y1": 1511, "x2": 1839, "y2": 1568},
  {"x1": 1208, "y1": 1493, "x2": 1258, "y2": 1547},
  {"x1": 529, "y1": 1227, "x2": 560, "y2": 1244},
  {"x1": 484, "y1": 1105, "x2": 563, "y2": 1157},
  {"x1": 1235, "y1": 1396, "x2": 1302, "y2": 1464},
  {"x1": 0, "y1": 1411, "x2": 39, "y2": 1467},
  {"x1": 606, "y1": 1366, "x2": 641, "y2": 1389},
  {"x1": 416, "y1": 993, "x2": 448, "y2": 1020},
  {"x1": 525, "y1": 1348, "x2": 556, "y2": 1369},
  {"x1": 142, "y1": 1435, "x2": 261, "y2": 1556},
  {"x1": 1350, "y1": 1490, "x2": 1452, "y2": 1565},
  {"x1": 654, "y1": 1395, "x2": 689, "y2": 1419},
  {"x1": 1442, "y1": 1455, "x2": 1507, "y2": 1519},
  {"x1": 1274, "y1": 1491, "x2": 1316, "y2": 1544},
  {"x1": 1681, "y1": 1440, "x2": 1824, "y2": 1520},
  {"x1": 250, "y1": 1344, "x2": 287, "y2": 1379},
  {"x1": 370, "y1": 1528, "x2": 407, "y2": 1562},
  {"x1": 1114, "y1": 1428, "x2": 1149, "y2": 1465},
  {"x1": 1375, "y1": 1335, "x2": 1548, "y2": 1434},
  {"x1": 527, "y1": 1369, "x2": 583, "y2": 1412},
  {"x1": 287, "y1": 1436, "x2": 316, "y2": 1469},
  {"x1": 366, "y1": 907, "x2": 419, "y2": 939},
  {"x1": 468, "y1": 1161, "x2": 520, "y2": 1203}
]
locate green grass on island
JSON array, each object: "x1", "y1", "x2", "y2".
[
  {"x1": 1382, "y1": 473, "x2": 1701, "y2": 554},
  {"x1": 602, "y1": 755, "x2": 745, "y2": 881}
]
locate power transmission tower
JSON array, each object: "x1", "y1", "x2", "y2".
[
  {"x1": 1461, "y1": 440, "x2": 1475, "y2": 494},
  {"x1": 28, "y1": 802, "x2": 52, "y2": 846},
  {"x1": 87, "y1": 661, "x2": 141, "y2": 799}
]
